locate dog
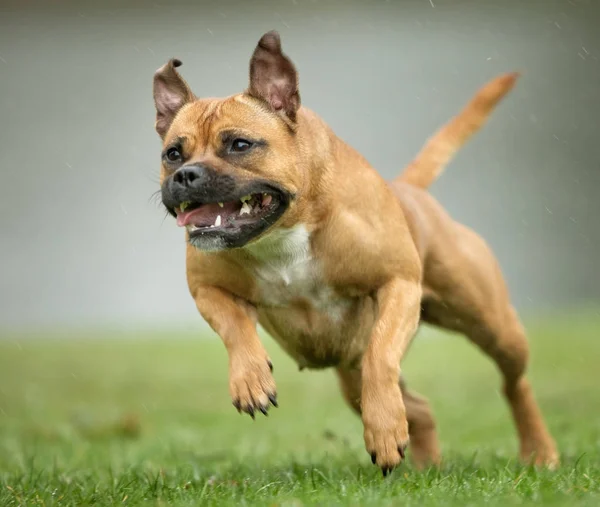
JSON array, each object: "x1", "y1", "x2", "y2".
[{"x1": 153, "y1": 31, "x2": 559, "y2": 474}]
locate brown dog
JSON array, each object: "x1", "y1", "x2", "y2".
[{"x1": 153, "y1": 31, "x2": 558, "y2": 474}]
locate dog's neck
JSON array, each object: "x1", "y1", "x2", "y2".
[
  {"x1": 243, "y1": 224, "x2": 312, "y2": 265},
  {"x1": 239, "y1": 224, "x2": 319, "y2": 306},
  {"x1": 282, "y1": 107, "x2": 367, "y2": 227}
]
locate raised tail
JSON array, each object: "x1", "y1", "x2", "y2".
[{"x1": 396, "y1": 72, "x2": 520, "y2": 189}]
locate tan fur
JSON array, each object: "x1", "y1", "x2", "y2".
[
  {"x1": 154, "y1": 34, "x2": 558, "y2": 473},
  {"x1": 397, "y1": 72, "x2": 520, "y2": 189}
]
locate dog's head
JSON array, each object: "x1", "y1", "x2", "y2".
[{"x1": 154, "y1": 31, "x2": 311, "y2": 251}]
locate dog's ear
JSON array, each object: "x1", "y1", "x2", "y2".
[
  {"x1": 247, "y1": 31, "x2": 300, "y2": 123},
  {"x1": 153, "y1": 59, "x2": 195, "y2": 138}
]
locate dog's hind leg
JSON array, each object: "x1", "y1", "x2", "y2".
[
  {"x1": 474, "y1": 307, "x2": 559, "y2": 467},
  {"x1": 336, "y1": 368, "x2": 362, "y2": 415},
  {"x1": 421, "y1": 223, "x2": 559, "y2": 468},
  {"x1": 466, "y1": 313, "x2": 558, "y2": 466},
  {"x1": 399, "y1": 377, "x2": 441, "y2": 468},
  {"x1": 337, "y1": 368, "x2": 441, "y2": 468}
]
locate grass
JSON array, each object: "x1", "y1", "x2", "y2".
[{"x1": 0, "y1": 310, "x2": 599, "y2": 506}]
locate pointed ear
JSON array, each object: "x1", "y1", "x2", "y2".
[
  {"x1": 153, "y1": 58, "x2": 195, "y2": 138},
  {"x1": 247, "y1": 31, "x2": 300, "y2": 123}
]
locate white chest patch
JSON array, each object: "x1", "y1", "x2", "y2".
[{"x1": 244, "y1": 225, "x2": 349, "y2": 321}]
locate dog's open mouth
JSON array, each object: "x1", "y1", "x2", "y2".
[
  {"x1": 166, "y1": 183, "x2": 290, "y2": 250},
  {"x1": 176, "y1": 192, "x2": 278, "y2": 232}
]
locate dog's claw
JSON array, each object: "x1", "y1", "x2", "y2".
[
  {"x1": 369, "y1": 445, "x2": 405, "y2": 474},
  {"x1": 228, "y1": 352, "x2": 277, "y2": 421},
  {"x1": 268, "y1": 393, "x2": 278, "y2": 408},
  {"x1": 398, "y1": 445, "x2": 406, "y2": 459},
  {"x1": 267, "y1": 360, "x2": 273, "y2": 372}
]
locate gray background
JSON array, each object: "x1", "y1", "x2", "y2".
[{"x1": 0, "y1": 0, "x2": 598, "y2": 332}]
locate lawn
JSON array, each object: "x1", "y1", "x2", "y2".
[{"x1": 1, "y1": 310, "x2": 599, "y2": 506}]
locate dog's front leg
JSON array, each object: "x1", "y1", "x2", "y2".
[
  {"x1": 361, "y1": 278, "x2": 422, "y2": 475},
  {"x1": 193, "y1": 285, "x2": 277, "y2": 418}
]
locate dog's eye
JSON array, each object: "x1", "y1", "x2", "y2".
[
  {"x1": 165, "y1": 147, "x2": 182, "y2": 162},
  {"x1": 230, "y1": 139, "x2": 253, "y2": 153}
]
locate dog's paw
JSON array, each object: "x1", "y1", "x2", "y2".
[
  {"x1": 522, "y1": 445, "x2": 560, "y2": 470},
  {"x1": 362, "y1": 384, "x2": 409, "y2": 476},
  {"x1": 229, "y1": 351, "x2": 277, "y2": 419}
]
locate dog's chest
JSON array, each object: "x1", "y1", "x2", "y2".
[
  {"x1": 245, "y1": 226, "x2": 340, "y2": 312},
  {"x1": 244, "y1": 226, "x2": 367, "y2": 369}
]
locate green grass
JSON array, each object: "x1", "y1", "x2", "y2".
[{"x1": 1, "y1": 310, "x2": 599, "y2": 506}]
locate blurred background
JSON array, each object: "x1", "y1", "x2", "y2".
[
  {"x1": 0, "y1": 0, "x2": 598, "y2": 334},
  {"x1": 1, "y1": 3, "x2": 599, "y2": 503}
]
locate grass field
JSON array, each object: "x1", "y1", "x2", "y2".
[{"x1": 1, "y1": 310, "x2": 599, "y2": 506}]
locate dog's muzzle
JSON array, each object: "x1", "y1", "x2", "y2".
[{"x1": 160, "y1": 164, "x2": 292, "y2": 250}]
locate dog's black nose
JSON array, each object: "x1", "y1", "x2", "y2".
[{"x1": 172, "y1": 164, "x2": 210, "y2": 188}]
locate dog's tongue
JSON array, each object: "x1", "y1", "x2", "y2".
[{"x1": 176, "y1": 202, "x2": 238, "y2": 227}]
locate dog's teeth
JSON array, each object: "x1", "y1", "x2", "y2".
[
  {"x1": 186, "y1": 224, "x2": 198, "y2": 232},
  {"x1": 214, "y1": 215, "x2": 222, "y2": 227},
  {"x1": 240, "y1": 202, "x2": 251, "y2": 216},
  {"x1": 180, "y1": 201, "x2": 191, "y2": 211},
  {"x1": 261, "y1": 193, "x2": 272, "y2": 207},
  {"x1": 240, "y1": 195, "x2": 252, "y2": 203},
  {"x1": 218, "y1": 202, "x2": 224, "y2": 207}
]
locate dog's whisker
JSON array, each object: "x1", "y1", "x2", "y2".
[{"x1": 148, "y1": 189, "x2": 162, "y2": 206}]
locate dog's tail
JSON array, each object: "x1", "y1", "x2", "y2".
[{"x1": 396, "y1": 72, "x2": 520, "y2": 189}]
